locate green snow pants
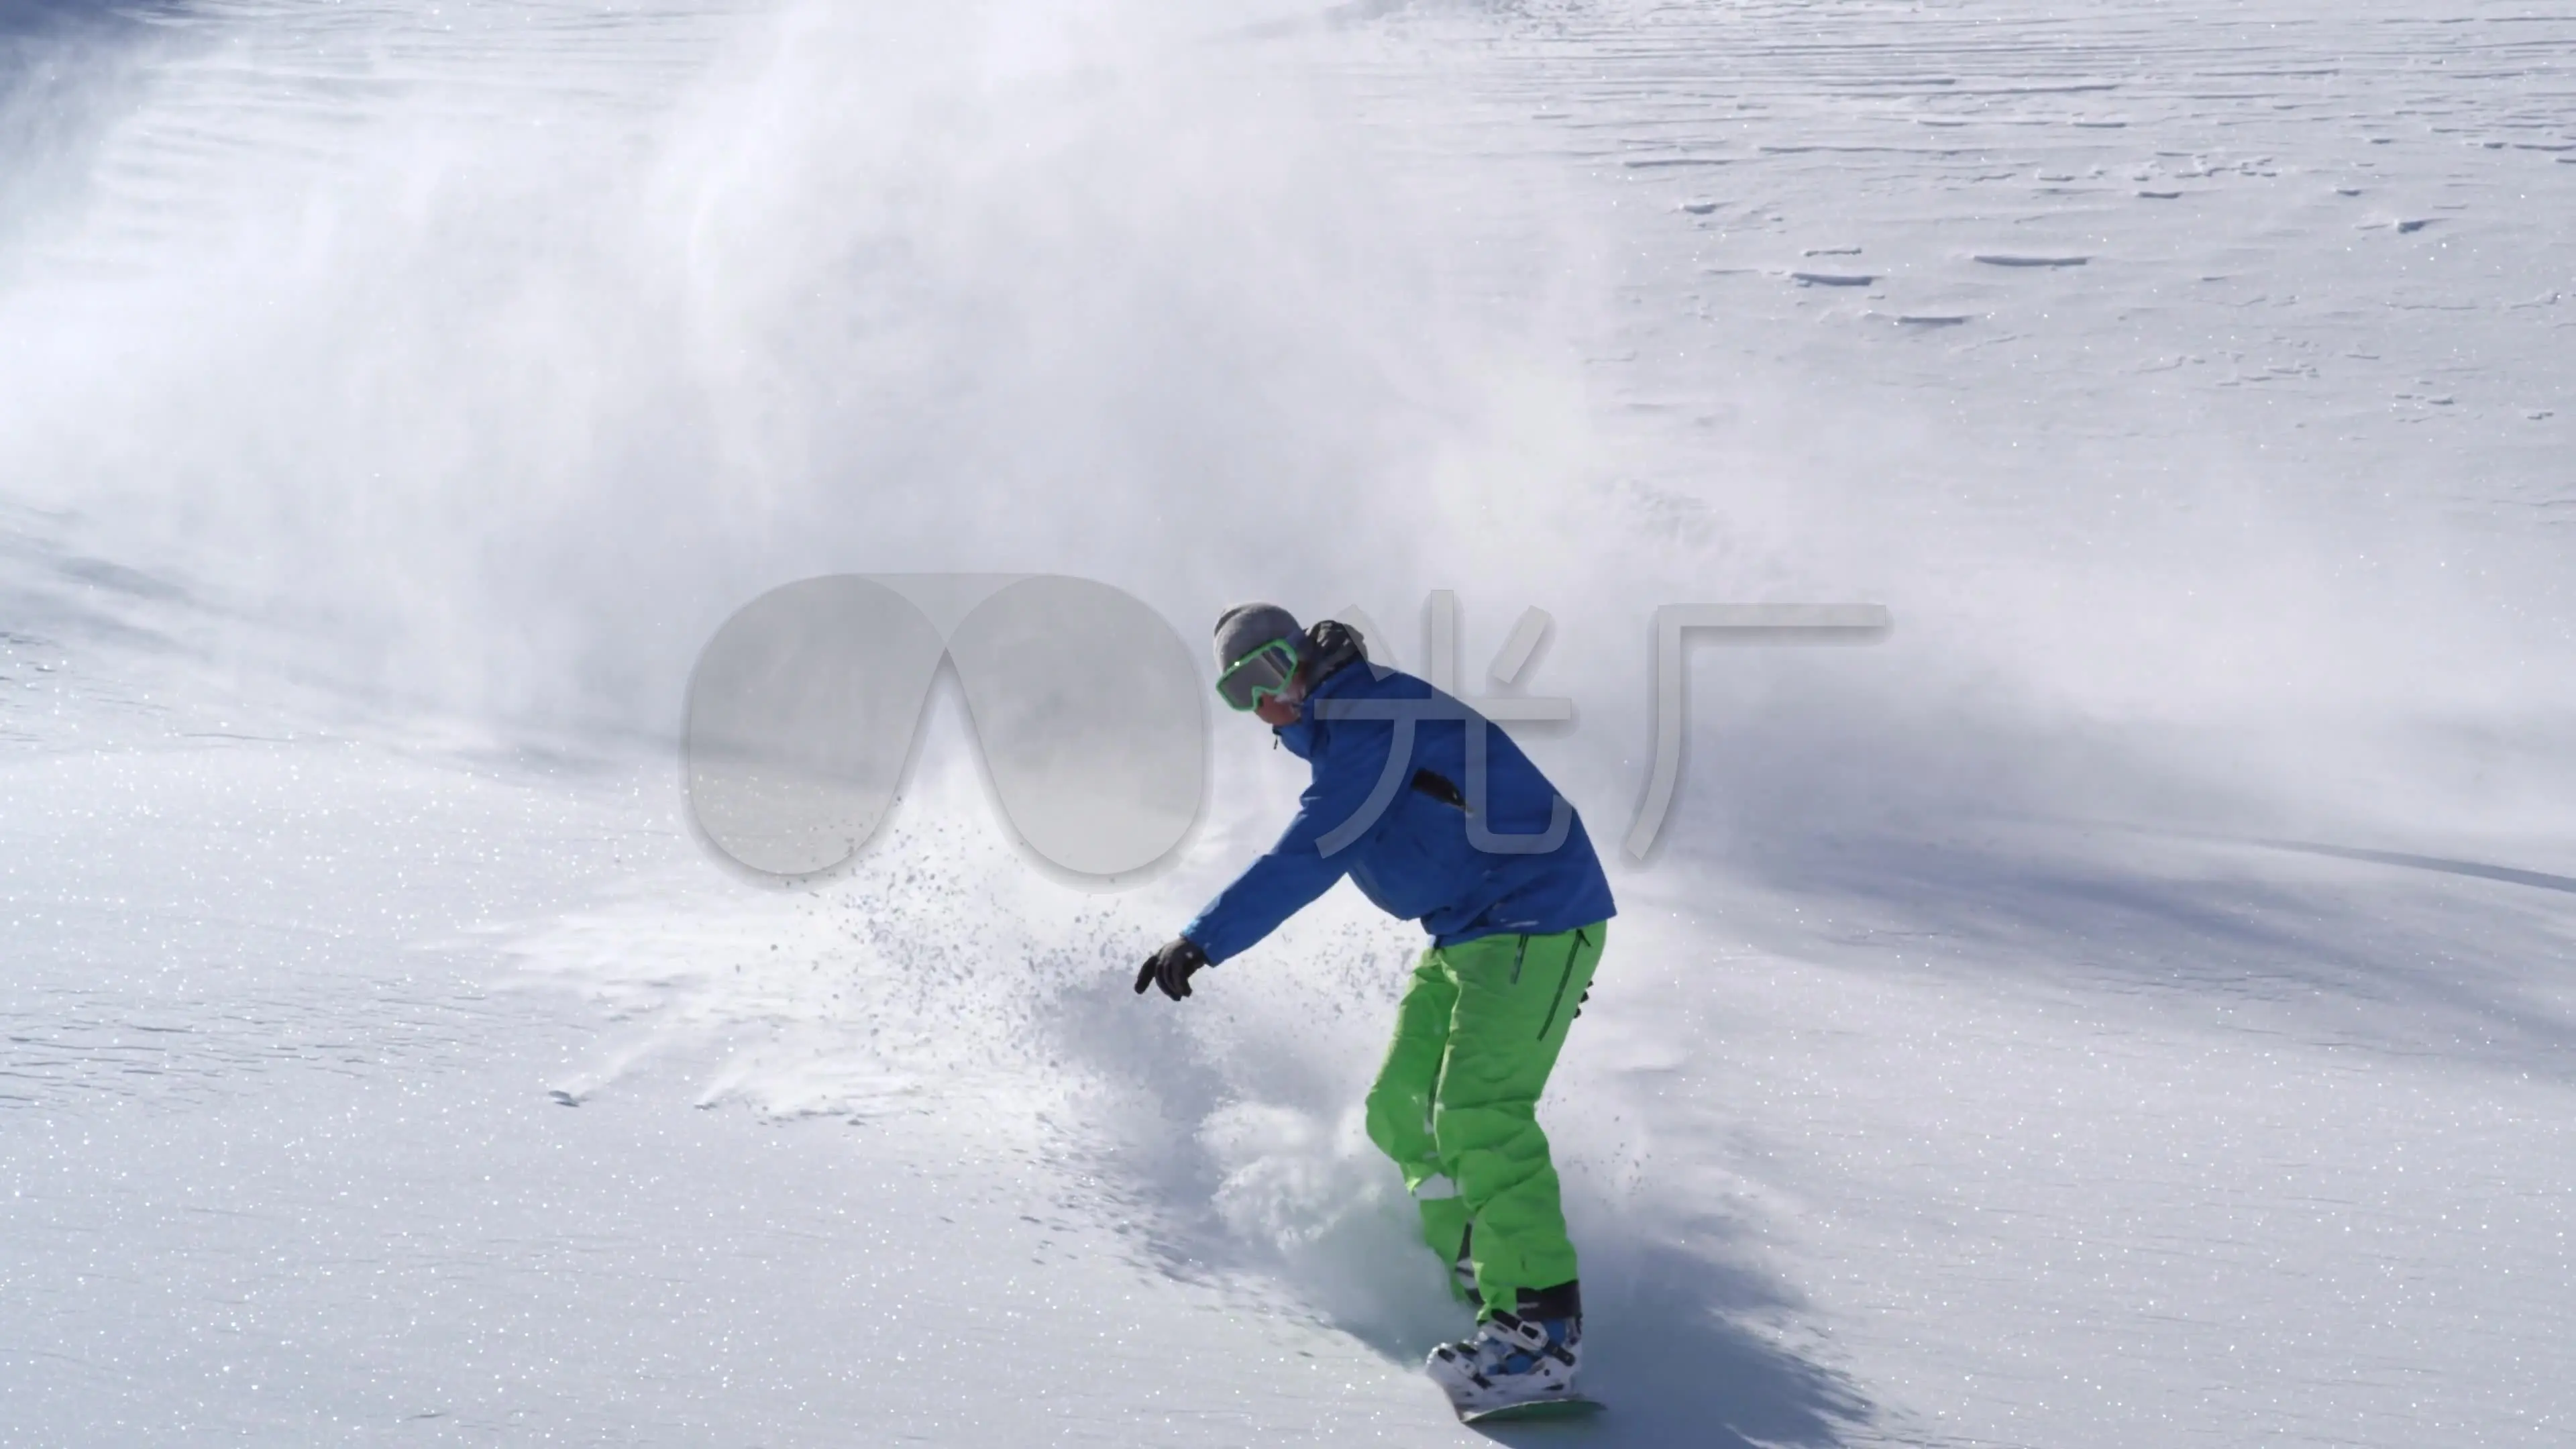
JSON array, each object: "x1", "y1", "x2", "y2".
[{"x1": 1362, "y1": 922, "x2": 1605, "y2": 1318}]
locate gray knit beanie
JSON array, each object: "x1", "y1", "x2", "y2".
[{"x1": 1212, "y1": 602, "x2": 1303, "y2": 671}]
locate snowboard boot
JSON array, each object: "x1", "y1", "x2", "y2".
[{"x1": 1424, "y1": 1295, "x2": 1582, "y2": 1413}]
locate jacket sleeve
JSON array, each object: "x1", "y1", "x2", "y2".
[{"x1": 1181, "y1": 722, "x2": 1389, "y2": 964}]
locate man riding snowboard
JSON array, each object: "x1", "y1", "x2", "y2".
[{"x1": 1134, "y1": 604, "x2": 1616, "y2": 1414}]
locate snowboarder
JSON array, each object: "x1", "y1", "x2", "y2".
[{"x1": 1134, "y1": 603, "x2": 1617, "y2": 1417}]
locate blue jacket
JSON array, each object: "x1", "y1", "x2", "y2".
[{"x1": 1183, "y1": 659, "x2": 1617, "y2": 964}]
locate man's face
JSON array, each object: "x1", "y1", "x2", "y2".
[{"x1": 1253, "y1": 679, "x2": 1303, "y2": 728}]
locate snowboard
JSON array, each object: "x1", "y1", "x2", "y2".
[{"x1": 1455, "y1": 1394, "x2": 1605, "y2": 1426}]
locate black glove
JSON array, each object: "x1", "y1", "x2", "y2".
[{"x1": 1132, "y1": 936, "x2": 1209, "y2": 1001}]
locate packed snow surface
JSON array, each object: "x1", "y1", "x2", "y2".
[{"x1": 3, "y1": 1, "x2": 2572, "y2": 1445}]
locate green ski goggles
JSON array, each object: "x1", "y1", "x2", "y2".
[{"x1": 1215, "y1": 637, "x2": 1301, "y2": 712}]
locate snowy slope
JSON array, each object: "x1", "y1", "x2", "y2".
[{"x1": 3, "y1": 1, "x2": 2573, "y2": 1446}]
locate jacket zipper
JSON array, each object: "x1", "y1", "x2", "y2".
[
  {"x1": 1538, "y1": 928, "x2": 1587, "y2": 1040},
  {"x1": 1509, "y1": 934, "x2": 1530, "y2": 985}
]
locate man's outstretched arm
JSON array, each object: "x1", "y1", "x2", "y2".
[{"x1": 1178, "y1": 724, "x2": 1388, "y2": 965}]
